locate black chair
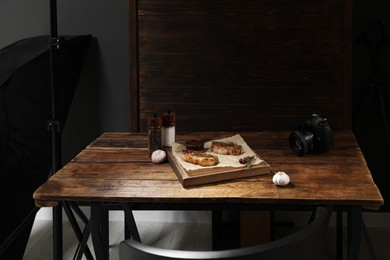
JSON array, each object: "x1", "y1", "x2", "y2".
[
  {"x1": 119, "y1": 206, "x2": 331, "y2": 260},
  {"x1": 0, "y1": 35, "x2": 91, "y2": 259}
]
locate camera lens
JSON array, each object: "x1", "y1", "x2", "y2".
[{"x1": 289, "y1": 131, "x2": 313, "y2": 156}]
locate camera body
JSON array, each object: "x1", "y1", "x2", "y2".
[{"x1": 289, "y1": 114, "x2": 334, "y2": 156}]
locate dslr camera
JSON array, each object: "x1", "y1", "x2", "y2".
[{"x1": 289, "y1": 114, "x2": 334, "y2": 156}]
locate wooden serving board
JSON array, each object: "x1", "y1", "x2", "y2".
[{"x1": 167, "y1": 150, "x2": 270, "y2": 187}]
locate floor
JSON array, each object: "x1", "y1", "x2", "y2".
[{"x1": 22, "y1": 213, "x2": 390, "y2": 260}]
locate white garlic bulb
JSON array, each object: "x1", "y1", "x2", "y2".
[
  {"x1": 272, "y1": 171, "x2": 290, "y2": 186},
  {"x1": 151, "y1": 149, "x2": 167, "y2": 164}
]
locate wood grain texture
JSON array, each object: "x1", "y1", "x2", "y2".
[
  {"x1": 129, "y1": 0, "x2": 352, "y2": 132},
  {"x1": 34, "y1": 131, "x2": 383, "y2": 210}
]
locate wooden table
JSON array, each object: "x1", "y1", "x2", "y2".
[{"x1": 33, "y1": 131, "x2": 383, "y2": 260}]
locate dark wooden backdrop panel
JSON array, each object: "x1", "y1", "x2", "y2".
[{"x1": 129, "y1": 0, "x2": 352, "y2": 132}]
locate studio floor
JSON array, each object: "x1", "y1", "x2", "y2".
[{"x1": 23, "y1": 212, "x2": 390, "y2": 260}]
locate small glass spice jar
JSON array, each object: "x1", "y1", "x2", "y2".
[
  {"x1": 148, "y1": 113, "x2": 162, "y2": 156},
  {"x1": 162, "y1": 110, "x2": 176, "y2": 148}
]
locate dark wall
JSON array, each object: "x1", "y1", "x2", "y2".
[
  {"x1": 353, "y1": 1, "x2": 390, "y2": 211},
  {"x1": 56, "y1": 0, "x2": 130, "y2": 163},
  {"x1": 0, "y1": 0, "x2": 388, "y2": 211}
]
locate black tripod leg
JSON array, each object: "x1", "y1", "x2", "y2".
[{"x1": 0, "y1": 207, "x2": 40, "y2": 257}]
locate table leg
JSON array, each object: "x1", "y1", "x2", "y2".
[
  {"x1": 211, "y1": 210, "x2": 222, "y2": 250},
  {"x1": 101, "y1": 208, "x2": 109, "y2": 249},
  {"x1": 75, "y1": 222, "x2": 91, "y2": 260},
  {"x1": 336, "y1": 209, "x2": 343, "y2": 260},
  {"x1": 240, "y1": 211, "x2": 270, "y2": 247},
  {"x1": 211, "y1": 210, "x2": 241, "y2": 250},
  {"x1": 122, "y1": 203, "x2": 141, "y2": 242},
  {"x1": 347, "y1": 206, "x2": 362, "y2": 260},
  {"x1": 53, "y1": 205, "x2": 63, "y2": 260},
  {"x1": 90, "y1": 203, "x2": 109, "y2": 260},
  {"x1": 62, "y1": 202, "x2": 94, "y2": 260}
]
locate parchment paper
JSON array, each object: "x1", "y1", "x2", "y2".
[{"x1": 172, "y1": 134, "x2": 264, "y2": 171}]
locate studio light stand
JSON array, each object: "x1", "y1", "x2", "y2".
[
  {"x1": 1, "y1": 2, "x2": 93, "y2": 259},
  {"x1": 354, "y1": 20, "x2": 390, "y2": 154},
  {"x1": 48, "y1": 1, "x2": 63, "y2": 257},
  {"x1": 48, "y1": 1, "x2": 94, "y2": 260}
]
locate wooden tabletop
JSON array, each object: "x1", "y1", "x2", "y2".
[{"x1": 33, "y1": 131, "x2": 384, "y2": 210}]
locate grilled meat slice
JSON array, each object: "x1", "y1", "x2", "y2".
[
  {"x1": 210, "y1": 141, "x2": 243, "y2": 155},
  {"x1": 183, "y1": 151, "x2": 219, "y2": 166}
]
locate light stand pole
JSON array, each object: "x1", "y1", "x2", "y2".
[
  {"x1": 48, "y1": 0, "x2": 63, "y2": 259},
  {"x1": 48, "y1": 2, "x2": 94, "y2": 260}
]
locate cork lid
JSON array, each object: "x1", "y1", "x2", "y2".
[
  {"x1": 148, "y1": 113, "x2": 162, "y2": 129},
  {"x1": 163, "y1": 111, "x2": 176, "y2": 126}
]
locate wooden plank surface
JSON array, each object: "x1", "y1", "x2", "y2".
[
  {"x1": 34, "y1": 131, "x2": 383, "y2": 209},
  {"x1": 130, "y1": 0, "x2": 352, "y2": 131}
]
